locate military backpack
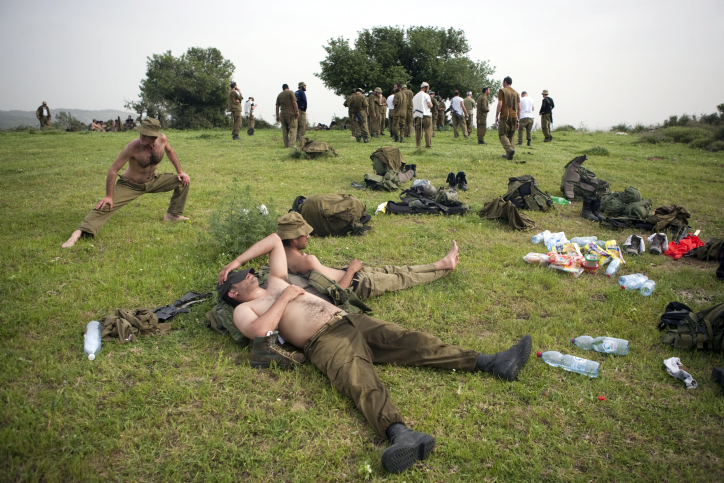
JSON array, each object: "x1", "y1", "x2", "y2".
[
  {"x1": 600, "y1": 187, "x2": 652, "y2": 220},
  {"x1": 503, "y1": 175, "x2": 554, "y2": 212},
  {"x1": 695, "y1": 238, "x2": 724, "y2": 261},
  {"x1": 364, "y1": 172, "x2": 401, "y2": 191},
  {"x1": 659, "y1": 301, "x2": 724, "y2": 354},
  {"x1": 560, "y1": 155, "x2": 610, "y2": 200},
  {"x1": 292, "y1": 194, "x2": 371, "y2": 237}
]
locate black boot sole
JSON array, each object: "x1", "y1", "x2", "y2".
[{"x1": 381, "y1": 434, "x2": 436, "y2": 473}]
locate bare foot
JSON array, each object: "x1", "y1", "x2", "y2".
[
  {"x1": 164, "y1": 213, "x2": 189, "y2": 221},
  {"x1": 435, "y1": 240, "x2": 459, "y2": 271},
  {"x1": 62, "y1": 229, "x2": 83, "y2": 248}
]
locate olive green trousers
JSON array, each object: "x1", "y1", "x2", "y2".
[
  {"x1": 541, "y1": 114, "x2": 552, "y2": 138},
  {"x1": 498, "y1": 117, "x2": 518, "y2": 155},
  {"x1": 452, "y1": 113, "x2": 468, "y2": 138},
  {"x1": 305, "y1": 312, "x2": 478, "y2": 436},
  {"x1": 477, "y1": 112, "x2": 488, "y2": 142},
  {"x1": 414, "y1": 116, "x2": 433, "y2": 148},
  {"x1": 232, "y1": 112, "x2": 241, "y2": 137},
  {"x1": 78, "y1": 173, "x2": 189, "y2": 237},
  {"x1": 518, "y1": 118, "x2": 533, "y2": 143},
  {"x1": 280, "y1": 112, "x2": 297, "y2": 147},
  {"x1": 353, "y1": 263, "x2": 447, "y2": 301},
  {"x1": 296, "y1": 111, "x2": 307, "y2": 143}
]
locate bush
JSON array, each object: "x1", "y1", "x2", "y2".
[
  {"x1": 250, "y1": 116, "x2": 276, "y2": 130},
  {"x1": 639, "y1": 132, "x2": 669, "y2": 144},
  {"x1": 631, "y1": 123, "x2": 648, "y2": 133},
  {"x1": 208, "y1": 185, "x2": 278, "y2": 255},
  {"x1": 611, "y1": 123, "x2": 631, "y2": 132},
  {"x1": 554, "y1": 124, "x2": 576, "y2": 132},
  {"x1": 706, "y1": 140, "x2": 724, "y2": 152},
  {"x1": 661, "y1": 126, "x2": 713, "y2": 144},
  {"x1": 581, "y1": 146, "x2": 610, "y2": 156}
]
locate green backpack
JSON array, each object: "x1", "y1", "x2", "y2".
[
  {"x1": 600, "y1": 187, "x2": 651, "y2": 219},
  {"x1": 599, "y1": 192, "x2": 624, "y2": 216},
  {"x1": 622, "y1": 198, "x2": 652, "y2": 220},
  {"x1": 659, "y1": 301, "x2": 724, "y2": 353},
  {"x1": 696, "y1": 238, "x2": 724, "y2": 261},
  {"x1": 292, "y1": 194, "x2": 371, "y2": 237},
  {"x1": 364, "y1": 172, "x2": 401, "y2": 191},
  {"x1": 621, "y1": 187, "x2": 642, "y2": 204},
  {"x1": 503, "y1": 175, "x2": 554, "y2": 212}
]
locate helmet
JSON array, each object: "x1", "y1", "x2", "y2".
[{"x1": 422, "y1": 184, "x2": 438, "y2": 198}]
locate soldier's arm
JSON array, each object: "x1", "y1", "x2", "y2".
[
  {"x1": 163, "y1": 135, "x2": 190, "y2": 186},
  {"x1": 495, "y1": 99, "x2": 502, "y2": 122},
  {"x1": 338, "y1": 259, "x2": 362, "y2": 289},
  {"x1": 292, "y1": 98, "x2": 299, "y2": 118},
  {"x1": 219, "y1": 233, "x2": 289, "y2": 284},
  {"x1": 96, "y1": 144, "x2": 133, "y2": 210}
]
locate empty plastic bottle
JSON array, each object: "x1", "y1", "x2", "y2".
[
  {"x1": 84, "y1": 321, "x2": 102, "y2": 361},
  {"x1": 640, "y1": 280, "x2": 656, "y2": 297},
  {"x1": 618, "y1": 273, "x2": 648, "y2": 290},
  {"x1": 572, "y1": 336, "x2": 629, "y2": 355},
  {"x1": 550, "y1": 196, "x2": 571, "y2": 205},
  {"x1": 531, "y1": 230, "x2": 551, "y2": 244},
  {"x1": 605, "y1": 258, "x2": 622, "y2": 278},
  {"x1": 570, "y1": 236, "x2": 597, "y2": 246},
  {"x1": 537, "y1": 351, "x2": 599, "y2": 377}
]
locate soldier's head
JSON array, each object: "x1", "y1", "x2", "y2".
[
  {"x1": 467, "y1": 91, "x2": 472, "y2": 97},
  {"x1": 134, "y1": 118, "x2": 163, "y2": 145},
  {"x1": 430, "y1": 90, "x2": 435, "y2": 96},
  {"x1": 374, "y1": 87, "x2": 382, "y2": 96},
  {"x1": 542, "y1": 90, "x2": 549, "y2": 97},
  {"x1": 521, "y1": 91, "x2": 527, "y2": 97},
  {"x1": 230, "y1": 82, "x2": 237, "y2": 90},
  {"x1": 394, "y1": 83, "x2": 401, "y2": 92},
  {"x1": 298, "y1": 81, "x2": 306, "y2": 92},
  {"x1": 42, "y1": 101, "x2": 47, "y2": 106},
  {"x1": 217, "y1": 268, "x2": 258, "y2": 306},
  {"x1": 454, "y1": 90, "x2": 460, "y2": 97},
  {"x1": 282, "y1": 83, "x2": 289, "y2": 90},
  {"x1": 277, "y1": 213, "x2": 313, "y2": 251},
  {"x1": 249, "y1": 97, "x2": 254, "y2": 102},
  {"x1": 356, "y1": 88, "x2": 364, "y2": 94},
  {"x1": 402, "y1": 84, "x2": 408, "y2": 90},
  {"x1": 482, "y1": 87, "x2": 490, "y2": 95},
  {"x1": 503, "y1": 76, "x2": 513, "y2": 87},
  {"x1": 420, "y1": 82, "x2": 429, "y2": 93}
]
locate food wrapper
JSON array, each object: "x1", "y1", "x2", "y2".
[
  {"x1": 584, "y1": 242, "x2": 611, "y2": 260},
  {"x1": 523, "y1": 253, "x2": 550, "y2": 266},
  {"x1": 547, "y1": 252, "x2": 585, "y2": 276},
  {"x1": 605, "y1": 240, "x2": 626, "y2": 265},
  {"x1": 560, "y1": 243, "x2": 583, "y2": 257}
]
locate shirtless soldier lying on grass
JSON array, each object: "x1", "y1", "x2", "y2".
[
  {"x1": 62, "y1": 118, "x2": 190, "y2": 248},
  {"x1": 216, "y1": 230, "x2": 532, "y2": 474}
]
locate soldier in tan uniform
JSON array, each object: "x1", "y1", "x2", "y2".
[
  {"x1": 429, "y1": 91, "x2": 438, "y2": 137},
  {"x1": 378, "y1": 89, "x2": 388, "y2": 136},
  {"x1": 391, "y1": 84, "x2": 407, "y2": 143},
  {"x1": 36, "y1": 102, "x2": 51, "y2": 129},
  {"x1": 401, "y1": 84, "x2": 414, "y2": 138},
  {"x1": 476, "y1": 87, "x2": 490, "y2": 145},
  {"x1": 370, "y1": 87, "x2": 385, "y2": 138},
  {"x1": 463, "y1": 92, "x2": 475, "y2": 137},
  {"x1": 495, "y1": 76, "x2": 521, "y2": 160},
  {"x1": 276, "y1": 84, "x2": 299, "y2": 147},
  {"x1": 437, "y1": 97, "x2": 446, "y2": 130},
  {"x1": 343, "y1": 88, "x2": 370, "y2": 143},
  {"x1": 228, "y1": 82, "x2": 243, "y2": 140}
]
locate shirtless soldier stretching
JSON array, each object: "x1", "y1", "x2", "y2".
[
  {"x1": 62, "y1": 118, "x2": 190, "y2": 248},
  {"x1": 216, "y1": 230, "x2": 532, "y2": 474}
]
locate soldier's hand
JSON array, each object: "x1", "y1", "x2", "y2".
[
  {"x1": 217, "y1": 261, "x2": 241, "y2": 285},
  {"x1": 177, "y1": 171, "x2": 190, "y2": 186},
  {"x1": 283, "y1": 285, "x2": 305, "y2": 300},
  {"x1": 276, "y1": 116, "x2": 281, "y2": 122},
  {"x1": 348, "y1": 259, "x2": 363, "y2": 274},
  {"x1": 95, "y1": 196, "x2": 113, "y2": 211}
]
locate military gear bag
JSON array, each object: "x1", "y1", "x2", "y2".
[
  {"x1": 696, "y1": 238, "x2": 724, "y2": 261},
  {"x1": 600, "y1": 187, "x2": 651, "y2": 220},
  {"x1": 370, "y1": 146, "x2": 405, "y2": 173},
  {"x1": 560, "y1": 155, "x2": 610, "y2": 200},
  {"x1": 599, "y1": 192, "x2": 624, "y2": 217},
  {"x1": 503, "y1": 175, "x2": 554, "y2": 212},
  {"x1": 292, "y1": 194, "x2": 371, "y2": 237},
  {"x1": 387, "y1": 187, "x2": 469, "y2": 215},
  {"x1": 364, "y1": 172, "x2": 401, "y2": 191},
  {"x1": 659, "y1": 301, "x2": 724, "y2": 354}
]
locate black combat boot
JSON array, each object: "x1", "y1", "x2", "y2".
[
  {"x1": 381, "y1": 423, "x2": 436, "y2": 474},
  {"x1": 590, "y1": 197, "x2": 605, "y2": 221},
  {"x1": 713, "y1": 367, "x2": 724, "y2": 393},
  {"x1": 393, "y1": 134, "x2": 399, "y2": 142},
  {"x1": 456, "y1": 171, "x2": 468, "y2": 191},
  {"x1": 232, "y1": 135, "x2": 240, "y2": 141},
  {"x1": 363, "y1": 136, "x2": 369, "y2": 143},
  {"x1": 475, "y1": 334, "x2": 532, "y2": 381},
  {"x1": 527, "y1": 139, "x2": 531, "y2": 146},
  {"x1": 356, "y1": 135, "x2": 361, "y2": 142},
  {"x1": 399, "y1": 136, "x2": 404, "y2": 143},
  {"x1": 479, "y1": 140, "x2": 487, "y2": 145},
  {"x1": 581, "y1": 197, "x2": 599, "y2": 222},
  {"x1": 406, "y1": 164, "x2": 417, "y2": 178},
  {"x1": 516, "y1": 141, "x2": 522, "y2": 146},
  {"x1": 249, "y1": 332, "x2": 306, "y2": 369},
  {"x1": 446, "y1": 172, "x2": 456, "y2": 188}
]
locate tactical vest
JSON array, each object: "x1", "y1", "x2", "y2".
[
  {"x1": 659, "y1": 301, "x2": 724, "y2": 353},
  {"x1": 560, "y1": 155, "x2": 610, "y2": 200},
  {"x1": 364, "y1": 172, "x2": 401, "y2": 191},
  {"x1": 503, "y1": 175, "x2": 554, "y2": 212}
]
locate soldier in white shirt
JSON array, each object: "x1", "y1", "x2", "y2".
[
  {"x1": 412, "y1": 82, "x2": 434, "y2": 148},
  {"x1": 518, "y1": 92, "x2": 535, "y2": 146}
]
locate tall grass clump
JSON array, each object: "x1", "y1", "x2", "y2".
[
  {"x1": 208, "y1": 184, "x2": 278, "y2": 255},
  {"x1": 554, "y1": 124, "x2": 576, "y2": 132},
  {"x1": 581, "y1": 146, "x2": 610, "y2": 156},
  {"x1": 611, "y1": 123, "x2": 631, "y2": 132}
]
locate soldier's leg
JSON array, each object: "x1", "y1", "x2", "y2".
[
  {"x1": 414, "y1": 117, "x2": 422, "y2": 147},
  {"x1": 499, "y1": 119, "x2": 514, "y2": 156},
  {"x1": 542, "y1": 115, "x2": 551, "y2": 140},
  {"x1": 347, "y1": 313, "x2": 478, "y2": 371},
  {"x1": 360, "y1": 114, "x2": 370, "y2": 139},
  {"x1": 289, "y1": 114, "x2": 298, "y2": 145},
  {"x1": 461, "y1": 117, "x2": 469, "y2": 137},
  {"x1": 280, "y1": 115, "x2": 290, "y2": 146},
  {"x1": 466, "y1": 117, "x2": 473, "y2": 137},
  {"x1": 507, "y1": 120, "x2": 516, "y2": 147},
  {"x1": 424, "y1": 116, "x2": 432, "y2": 148},
  {"x1": 296, "y1": 111, "x2": 307, "y2": 143},
  {"x1": 146, "y1": 173, "x2": 190, "y2": 217},
  {"x1": 77, "y1": 178, "x2": 146, "y2": 237},
  {"x1": 353, "y1": 263, "x2": 450, "y2": 301},
  {"x1": 405, "y1": 110, "x2": 412, "y2": 138},
  {"x1": 518, "y1": 120, "x2": 525, "y2": 144},
  {"x1": 249, "y1": 115, "x2": 255, "y2": 129},
  {"x1": 394, "y1": 115, "x2": 404, "y2": 139},
  {"x1": 305, "y1": 316, "x2": 405, "y2": 437},
  {"x1": 452, "y1": 115, "x2": 459, "y2": 138},
  {"x1": 526, "y1": 118, "x2": 533, "y2": 141}
]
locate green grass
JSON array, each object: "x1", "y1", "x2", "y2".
[{"x1": 1, "y1": 127, "x2": 723, "y2": 482}]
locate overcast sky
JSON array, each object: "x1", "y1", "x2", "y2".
[{"x1": 1, "y1": 0, "x2": 722, "y2": 130}]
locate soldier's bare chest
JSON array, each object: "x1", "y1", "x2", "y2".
[{"x1": 134, "y1": 144, "x2": 165, "y2": 168}]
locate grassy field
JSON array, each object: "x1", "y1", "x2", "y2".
[{"x1": 1, "y1": 125, "x2": 723, "y2": 482}]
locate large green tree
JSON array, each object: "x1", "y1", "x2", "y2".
[
  {"x1": 126, "y1": 47, "x2": 235, "y2": 129},
  {"x1": 316, "y1": 27, "x2": 500, "y2": 101}
]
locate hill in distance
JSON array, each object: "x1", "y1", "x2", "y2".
[{"x1": 0, "y1": 108, "x2": 135, "y2": 129}]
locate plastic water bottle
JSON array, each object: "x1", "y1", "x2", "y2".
[
  {"x1": 550, "y1": 196, "x2": 571, "y2": 205},
  {"x1": 605, "y1": 258, "x2": 622, "y2": 278},
  {"x1": 537, "y1": 351, "x2": 599, "y2": 377},
  {"x1": 618, "y1": 273, "x2": 648, "y2": 290},
  {"x1": 572, "y1": 336, "x2": 629, "y2": 355},
  {"x1": 531, "y1": 230, "x2": 550, "y2": 244},
  {"x1": 84, "y1": 321, "x2": 102, "y2": 360},
  {"x1": 640, "y1": 280, "x2": 656, "y2": 297},
  {"x1": 570, "y1": 236, "x2": 597, "y2": 246}
]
